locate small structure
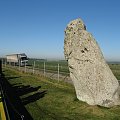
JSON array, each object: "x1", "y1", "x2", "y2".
[{"x1": 6, "y1": 53, "x2": 28, "y2": 66}]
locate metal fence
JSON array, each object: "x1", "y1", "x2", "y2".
[
  {"x1": 1, "y1": 59, "x2": 72, "y2": 84},
  {"x1": 0, "y1": 60, "x2": 10, "y2": 120}
]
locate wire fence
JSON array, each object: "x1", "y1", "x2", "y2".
[
  {"x1": 0, "y1": 59, "x2": 72, "y2": 120},
  {"x1": 1, "y1": 59, "x2": 72, "y2": 84}
]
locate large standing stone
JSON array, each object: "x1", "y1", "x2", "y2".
[{"x1": 64, "y1": 18, "x2": 120, "y2": 107}]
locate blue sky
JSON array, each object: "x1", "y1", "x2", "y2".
[{"x1": 0, "y1": 0, "x2": 120, "y2": 61}]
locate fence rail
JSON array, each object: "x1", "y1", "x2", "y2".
[
  {"x1": 2, "y1": 60, "x2": 72, "y2": 84},
  {"x1": 0, "y1": 60, "x2": 10, "y2": 120}
]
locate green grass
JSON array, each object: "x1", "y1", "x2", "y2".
[
  {"x1": 109, "y1": 64, "x2": 120, "y2": 80},
  {"x1": 2, "y1": 66, "x2": 120, "y2": 120},
  {"x1": 28, "y1": 59, "x2": 69, "y2": 74},
  {"x1": 28, "y1": 59, "x2": 120, "y2": 77}
]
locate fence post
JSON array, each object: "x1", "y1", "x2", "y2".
[
  {"x1": 1, "y1": 59, "x2": 3, "y2": 68},
  {"x1": 0, "y1": 60, "x2": 2, "y2": 74},
  {"x1": 19, "y1": 60, "x2": 20, "y2": 71},
  {"x1": 38, "y1": 65, "x2": 40, "y2": 72},
  {"x1": 5, "y1": 60, "x2": 6, "y2": 68},
  {"x1": 44, "y1": 61, "x2": 45, "y2": 77},
  {"x1": 24, "y1": 61, "x2": 26, "y2": 73},
  {"x1": 58, "y1": 63, "x2": 59, "y2": 82},
  {"x1": 33, "y1": 61, "x2": 35, "y2": 74}
]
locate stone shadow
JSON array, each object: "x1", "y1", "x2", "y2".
[
  {"x1": 22, "y1": 91, "x2": 46, "y2": 105},
  {"x1": 14, "y1": 85, "x2": 41, "y2": 96},
  {"x1": 0, "y1": 73, "x2": 47, "y2": 120}
]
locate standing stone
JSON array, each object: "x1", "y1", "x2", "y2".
[{"x1": 64, "y1": 18, "x2": 120, "y2": 107}]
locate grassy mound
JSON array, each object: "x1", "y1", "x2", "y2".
[{"x1": 2, "y1": 67, "x2": 120, "y2": 120}]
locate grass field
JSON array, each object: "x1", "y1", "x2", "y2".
[
  {"x1": 109, "y1": 64, "x2": 120, "y2": 80},
  {"x1": 28, "y1": 59, "x2": 120, "y2": 76},
  {"x1": 2, "y1": 63, "x2": 120, "y2": 120},
  {"x1": 28, "y1": 59, "x2": 69, "y2": 73}
]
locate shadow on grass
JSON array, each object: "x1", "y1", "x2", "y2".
[
  {"x1": 5, "y1": 76, "x2": 21, "y2": 81},
  {"x1": 22, "y1": 91, "x2": 46, "y2": 105},
  {"x1": 0, "y1": 73, "x2": 47, "y2": 120}
]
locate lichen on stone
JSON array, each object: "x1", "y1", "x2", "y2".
[{"x1": 64, "y1": 18, "x2": 120, "y2": 107}]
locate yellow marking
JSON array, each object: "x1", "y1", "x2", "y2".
[{"x1": 0, "y1": 100, "x2": 6, "y2": 120}]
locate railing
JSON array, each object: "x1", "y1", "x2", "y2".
[
  {"x1": 0, "y1": 60, "x2": 26, "y2": 120},
  {"x1": 0, "y1": 60, "x2": 10, "y2": 120}
]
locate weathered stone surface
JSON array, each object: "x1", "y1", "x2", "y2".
[{"x1": 64, "y1": 18, "x2": 120, "y2": 107}]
